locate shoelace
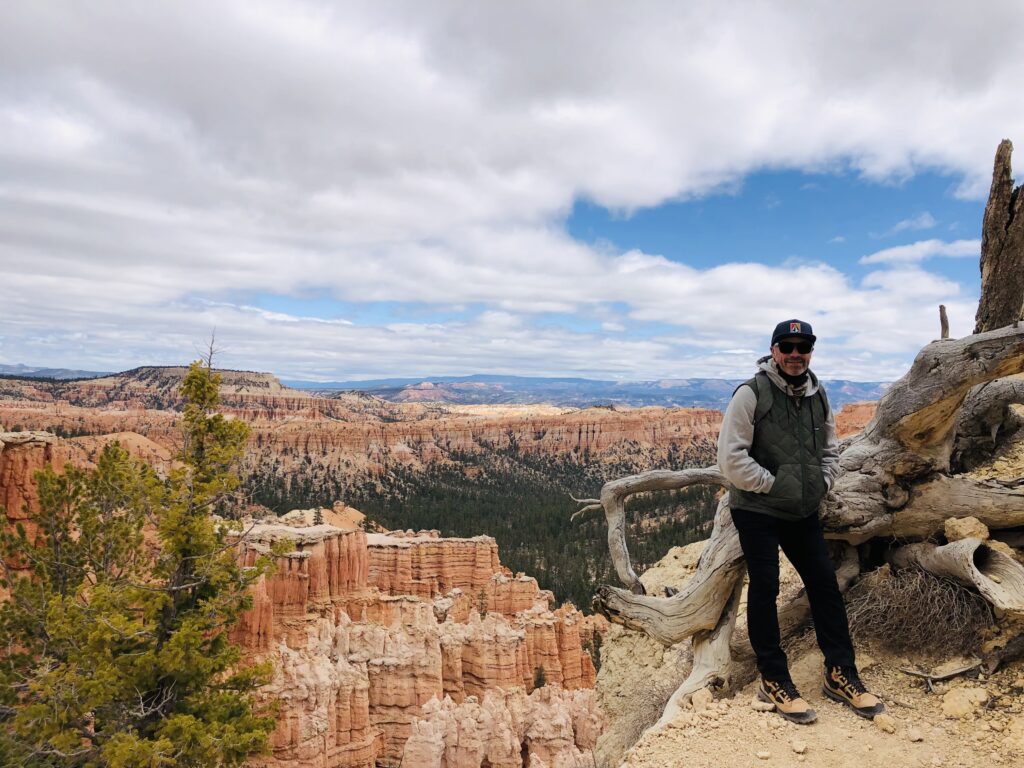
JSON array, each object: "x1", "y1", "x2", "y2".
[
  {"x1": 831, "y1": 665, "x2": 867, "y2": 695},
  {"x1": 766, "y1": 678, "x2": 801, "y2": 703}
]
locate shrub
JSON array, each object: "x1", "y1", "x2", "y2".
[{"x1": 0, "y1": 360, "x2": 276, "y2": 766}]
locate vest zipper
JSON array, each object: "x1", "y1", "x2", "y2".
[{"x1": 794, "y1": 394, "x2": 807, "y2": 514}]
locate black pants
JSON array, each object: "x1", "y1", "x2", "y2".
[{"x1": 732, "y1": 507, "x2": 855, "y2": 681}]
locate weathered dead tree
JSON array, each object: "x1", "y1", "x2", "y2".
[
  {"x1": 975, "y1": 139, "x2": 1024, "y2": 333},
  {"x1": 576, "y1": 140, "x2": 1024, "y2": 728}
]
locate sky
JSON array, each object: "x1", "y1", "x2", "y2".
[{"x1": 2, "y1": 1, "x2": 1023, "y2": 383}]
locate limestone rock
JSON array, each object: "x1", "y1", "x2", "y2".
[
  {"x1": 401, "y1": 687, "x2": 601, "y2": 768},
  {"x1": 874, "y1": 713, "x2": 897, "y2": 734},
  {"x1": 1005, "y1": 715, "x2": 1024, "y2": 753},
  {"x1": 944, "y1": 516, "x2": 990, "y2": 542},
  {"x1": 230, "y1": 518, "x2": 601, "y2": 767},
  {"x1": 790, "y1": 739, "x2": 807, "y2": 754},
  {"x1": 750, "y1": 695, "x2": 775, "y2": 712},
  {"x1": 941, "y1": 687, "x2": 990, "y2": 719},
  {"x1": 691, "y1": 687, "x2": 713, "y2": 713}
]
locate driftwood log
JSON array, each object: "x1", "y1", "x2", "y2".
[{"x1": 577, "y1": 139, "x2": 1024, "y2": 727}]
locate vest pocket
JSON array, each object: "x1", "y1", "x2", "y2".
[{"x1": 769, "y1": 463, "x2": 801, "y2": 502}]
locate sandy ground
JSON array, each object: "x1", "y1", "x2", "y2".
[{"x1": 620, "y1": 635, "x2": 1024, "y2": 768}]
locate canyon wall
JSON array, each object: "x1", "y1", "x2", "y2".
[
  {"x1": 0, "y1": 370, "x2": 723, "y2": 477},
  {"x1": 234, "y1": 521, "x2": 601, "y2": 768},
  {"x1": 0, "y1": 429, "x2": 171, "y2": 554}
]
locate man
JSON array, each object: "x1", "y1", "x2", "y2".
[{"x1": 717, "y1": 319, "x2": 884, "y2": 725}]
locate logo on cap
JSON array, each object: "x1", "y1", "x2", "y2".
[{"x1": 790, "y1": 322, "x2": 801, "y2": 333}]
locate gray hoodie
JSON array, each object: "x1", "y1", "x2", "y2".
[{"x1": 716, "y1": 357, "x2": 840, "y2": 495}]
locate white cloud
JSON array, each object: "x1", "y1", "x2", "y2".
[
  {"x1": 0, "y1": 1, "x2": 1018, "y2": 380},
  {"x1": 859, "y1": 238, "x2": 979, "y2": 265},
  {"x1": 888, "y1": 212, "x2": 938, "y2": 234}
]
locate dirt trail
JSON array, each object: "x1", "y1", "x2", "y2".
[{"x1": 621, "y1": 635, "x2": 1024, "y2": 768}]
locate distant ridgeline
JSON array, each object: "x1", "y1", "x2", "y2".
[{"x1": 284, "y1": 373, "x2": 889, "y2": 409}]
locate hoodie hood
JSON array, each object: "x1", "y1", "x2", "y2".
[{"x1": 755, "y1": 355, "x2": 820, "y2": 397}]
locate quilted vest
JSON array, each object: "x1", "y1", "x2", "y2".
[{"x1": 729, "y1": 372, "x2": 829, "y2": 520}]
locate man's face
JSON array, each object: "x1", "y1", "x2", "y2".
[{"x1": 771, "y1": 336, "x2": 813, "y2": 376}]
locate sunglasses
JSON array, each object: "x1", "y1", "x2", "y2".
[{"x1": 776, "y1": 341, "x2": 814, "y2": 354}]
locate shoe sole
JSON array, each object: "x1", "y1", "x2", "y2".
[
  {"x1": 757, "y1": 688, "x2": 817, "y2": 725},
  {"x1": 821, "y1": 684, "x2": 884, "y2": 719}
]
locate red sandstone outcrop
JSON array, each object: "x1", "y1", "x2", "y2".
[
  {"x1": 835, "y1": 401, "x2": 878, "y2": 438},
  {"x1": 234, "y1": 521, "x2": 601, "y2": 768},
  {"x1": 0, "y1": 430, "x2": 170, "y2": 549},
  {"x1": 0, "y1": 431, "x2": 66, "y2": 527}
]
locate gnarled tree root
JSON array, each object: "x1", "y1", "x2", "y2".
[
  {"x1": 652, "y1": 577, "x2": 744, "y2": 730},
  {"x1": 888, "y1": 538, "x2": 1024, "y2": 612},
  {"x1": 594, "y1": 497, "x2": 743, "y2": 646}
]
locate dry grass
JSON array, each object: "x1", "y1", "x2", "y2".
[{"x1": 846, "y1": 565, "x2": 994, "y2": 654}]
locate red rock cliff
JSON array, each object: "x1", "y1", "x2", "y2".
[{"x1": 236, "y1": 521, "x2": 601, "y2": 768}]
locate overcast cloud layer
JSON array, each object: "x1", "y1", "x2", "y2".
[{"x1": 2, "y1": 1, "x2": 1022, "y2": 382}]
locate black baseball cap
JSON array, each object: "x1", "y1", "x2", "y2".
[{"x1": 771, "y1": 319, "x2": 816, "y2": 346}]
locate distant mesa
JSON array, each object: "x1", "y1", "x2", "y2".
[
  {"x1": 298, "y1": 373, "x2": 888, "y2": 409},
  {"x1": 0, "y1": 363, "x2": 110, "y2": 380}
]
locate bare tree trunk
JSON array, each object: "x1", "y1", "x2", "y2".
[
  {"x1": 976, "y1": 139, "x2": 1024, "y2": 333},
  {"x1": 593, "y1": 495, "x2": 744, "y2": 646}
]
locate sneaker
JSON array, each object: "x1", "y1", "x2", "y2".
[
  {"x1": 822, "y1": 665, "x2": 886, "y2": 719},
  {"x1": 757, "y1": 678, "x2": 818, "y2": 724}
]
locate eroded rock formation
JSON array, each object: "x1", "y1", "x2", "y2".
[
  {"x1": 235, "y1": 520, "x2": 601, "y2": 768},
  {"x1": 0, "y1": 384, "x2": 724, "y2": 476}
]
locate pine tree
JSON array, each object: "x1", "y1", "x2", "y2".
[{"x1": 0, "y1": 360, "x2": 276, "y2": 766}]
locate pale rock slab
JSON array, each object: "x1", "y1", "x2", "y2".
[
  {"x1": 945, "y1": 516, "x2": 990, "y2": 541},
  {"x1": 941, "y1": 687, "x2": 990, "y2": 719}
]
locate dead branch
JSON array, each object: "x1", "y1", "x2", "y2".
[
  {"x1": 576, "y1": 467, "x2": 728, "y2": 594},
  {"x1": 593, "y1": 496, "x2": 743, "y2": 645},
  {"x1": 900, "y1": 661, "x2": 982, "y2": 692}
]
